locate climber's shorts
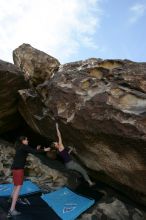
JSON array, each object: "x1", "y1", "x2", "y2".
[{"x1": 12, "y1": 169, "x2": 24, "y2": 186}]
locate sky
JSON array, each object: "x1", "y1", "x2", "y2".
[{"x1": 0, "y1": 0, "x2": 146, "y2": 64}]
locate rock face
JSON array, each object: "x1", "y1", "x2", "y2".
[
  {"x1": 18, "y1": 58, "x2": 146, "y2": 206},
  {"x1": 13, "y1": 44, "x2": 60, "y2": 86},
  {"x1": 0, "y1": 60, "x2": 28, "y2": 134}
]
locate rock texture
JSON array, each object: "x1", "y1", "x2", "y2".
[
  {"x1": 13, "y1": 44, "x2": 60, "y2": 86},
  {"x1": 18, "y1": 58, "x2": 146, "y2": 205},
  {"x1": 79, "y1": 196, "x2": 146, "y2": 220},
  {"x1": 0, "y1": 60, "x2": 28, "y2": 134}
]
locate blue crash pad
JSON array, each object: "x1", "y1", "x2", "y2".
[
  {"x1": 41, "y1": 187, "x2": 95, "y2": 220},
  {"x1": 0, "y1": 180, "x2": 41, "y2": 197}
]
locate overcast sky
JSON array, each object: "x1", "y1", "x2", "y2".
[{"x1": 0, "y1": 0, "x2": 146, "y2": 64}]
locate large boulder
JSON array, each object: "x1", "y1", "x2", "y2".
[
  {"x1": 18, "y1": 58, "x2": 146, "y2": 205},
  {"x1": 13, "y1": 44, "x2": 60, "y2": 86},
  {"x1": 0, "y1": 60, "x2": 28, "y2": 134}
]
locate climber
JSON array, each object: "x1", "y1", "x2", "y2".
[
  {"x1": 7, "y1": 136, "x2": 50, "y2": 217},
  {"x1": 51, "y1": 123, "x2": 95, "y2": 187}
]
